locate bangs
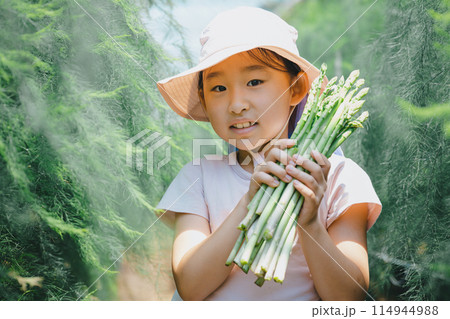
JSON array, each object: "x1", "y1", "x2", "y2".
[
  {"x1": 198, "y1": 48, "x2": 302, "y2": 93},
  {"x1": 247, "y1": 48, "x2": 301, "y2": 76}
]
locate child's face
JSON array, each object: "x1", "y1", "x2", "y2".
[{"x1": 201, "y1": 51, "x2": 303, "y2": 152}]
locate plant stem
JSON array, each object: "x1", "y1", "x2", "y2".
[
  {"x1": 273, "y1": 223, "x2": 297, "y2": 284},
  {"x1": 260, "y1": 192, "x2": 301, "y2": 272},
  {"x1": 239, "y1": 187, "x2": 264, "y2": 230},
  {"x1": 242, "y1": 239, "x2": 264, "y2": 274},
  {"x1": 226, "y1": 230, "x2": 245, "y2": 266},
  {"x1": 240, "y1": 180, "x2": 288, "y2": 265},
  {"x1": 255, "y1": 276, "x2": 265, "y2": 287},
  {"x1": 250, "y1": 240, "x2": 266, "y2": 273},
  {"x1": 256, "y1": 185, "x2": 273, "y2": 215},
  {"x1": 264, "y1": 196, "x2": 304, "y2": 282}
]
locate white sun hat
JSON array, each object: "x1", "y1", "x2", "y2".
[{"x1": 157, "y1": 6, "x2": 326, "y2": 122}]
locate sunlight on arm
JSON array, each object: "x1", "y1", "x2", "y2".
[{"x1": 328, "y1": 203, "x2": 370, "y2": 289}]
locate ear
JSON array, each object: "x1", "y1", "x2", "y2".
[{"x1": 290, "y1": 71, "x2": 309, "y2": 106}]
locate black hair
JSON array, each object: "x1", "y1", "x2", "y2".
[{"x1": 197, "y1": 48, "x2": 302, "y2": 94}]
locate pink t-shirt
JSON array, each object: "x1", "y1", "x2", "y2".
[{"x1": 155, "y1": 151, "x2": 382, "y2": 301}]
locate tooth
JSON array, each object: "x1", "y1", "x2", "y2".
[{"x1": 233, "y1": 121, "x2": 254, "y2": 128}]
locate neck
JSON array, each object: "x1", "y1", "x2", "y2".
[{"x1": 236, "y1": 142, "x2": 276, "y2": 174}]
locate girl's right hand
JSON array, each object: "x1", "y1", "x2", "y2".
[{"x1": 246, "y1": 139, "x2": 296, "y2": 201}]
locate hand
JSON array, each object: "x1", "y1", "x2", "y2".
[
  {"x1": 287, "y1": 150, "x2": 331, "y2": 227},
  {"x1": 246, "y1": 139, "x2": 296, "y2": 201}
]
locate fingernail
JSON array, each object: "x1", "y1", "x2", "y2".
[
  {"x1": 283, "y1": 174, "x2": 292, "y2": 182},
  {"x1": 289, "y1": 160, "x2": 296, "y2": 166},
  {"x1": 272, "y1": 180, "x2": 279, "y2": 186},
  {"x1": 295, "y1": 155, "x2": 306, "y2": 165}
]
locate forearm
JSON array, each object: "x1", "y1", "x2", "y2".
[
  {"x1": 174, "y1": 194, "x2": 251, "y2": 301},
  {"x1": 298, "y1": 221, "x2": 368, "y2": 301}
]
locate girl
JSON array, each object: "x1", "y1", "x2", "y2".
[{"x1": 155, "y1": 6, "x2": 382, "y2": 301}]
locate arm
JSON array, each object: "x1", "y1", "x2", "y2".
[
  {"x1": 298, "y1": 203, "x2": 369, "y2": 301},
  {"x1": 172, "y1": 194, "x2": 250, "y2": 301},
  {"x1": 288, "y1": 151, "x2": 370, "y2": 300},
  {"x1": 172, "y1": 139, "x2": 296, "y2": 301}
]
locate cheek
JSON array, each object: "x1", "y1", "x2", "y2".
[
  {"x1": 209, "y1": 116, "x2": 230, "y2": 140},
  {"x1": 260, "y1": 97, "x2": 292, "y2": 126}
]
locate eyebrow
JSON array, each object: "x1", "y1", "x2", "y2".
[{"x1": 204, "y1": 64, "x2": 268, "y2": 81}]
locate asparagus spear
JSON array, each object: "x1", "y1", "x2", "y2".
[
  {"x1": 273, "y1": 223, "x2": 297, "y2": 283},
  {"x1": 264, "y1": 196, "x2": 304, "y2": 281}
]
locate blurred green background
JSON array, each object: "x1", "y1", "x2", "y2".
[{"x1": 0, "y1": 0, "x2": 448, "y2": 300}]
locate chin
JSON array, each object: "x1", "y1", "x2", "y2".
[{"x1": 233, "y1": 139, "x2": 271, "y2": 153}]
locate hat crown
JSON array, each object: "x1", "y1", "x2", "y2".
[{"x1": 199, "y1": 6, "x2": 300, "y2": 62}]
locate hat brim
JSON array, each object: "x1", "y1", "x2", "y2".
[{"x1": 157, "y1": 45, "x2": 328, "y2": 122}]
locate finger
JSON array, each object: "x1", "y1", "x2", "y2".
[
  {"x1": 256, "y1": 161, "x2": 293, "y2": 184},
  {"x1": 270, "y1": 138, "x2": 296, "y2": 149},
  {"x1": 265, "y1": 147, "x2": 292, "y2": 166},
  {"x1": 311, "y1": 150, "x2": 331, "y2": 181},
  {"x1": 265, "y1": 161, "x2": 293, "y2": 183},
  {"x1": 259, "y1": 138, "x2": 295, "y2": 158},
  {"x1": 286, "y1": 164, "x2": 319, "y2": 192},
  {"x1": 292, "y1": 154, "x2": 326, "y2": 185},
  {"x1": 252, "y1": 171, "x2": 281, "y2": 188},
  {"x1": 292, "y1": 153, "x2": 331, "y2": 184},
  {"x1": 293, "y1": 180, "x2": 316, "y2": 201}
]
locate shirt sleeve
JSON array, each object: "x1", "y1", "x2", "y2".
[
  {"x1": 325, "y1": 155, "x2": 382, "y2": 231},
  {"x1": 155, "y1": 160, "x2": 209, "y2": 229}
]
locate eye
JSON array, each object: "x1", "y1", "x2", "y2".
[
  {"x1": 211, "y1": 85, "x2": 226, "y2": 92},
  {"x1": 248, "y1": 79, "x2": 263, "y2": 87}
]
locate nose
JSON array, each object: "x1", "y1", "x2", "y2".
[{"x1": 228, "y1": 87, "x2": 249, "y2": 114}]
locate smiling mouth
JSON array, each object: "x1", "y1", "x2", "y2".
[{"x1": 230, "y1": 121, "x2": 258, "y2": 129}]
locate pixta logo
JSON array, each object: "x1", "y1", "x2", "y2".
[{"x1": 126, "y1": 129, "x2": 171, "y2": 175}]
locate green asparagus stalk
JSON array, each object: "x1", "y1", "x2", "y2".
[
  {"x1": 263, "y1": 196, "x2": 304, "y2": 280},
  {"x1": 255, "y1": 276, "x2": 265, "y2": 287},
  {"x1": 239, "y1": 180, "x2": 289, "y2": 264},
  {"x1": 226, "y1": 213, "x2": 258, "y2": 265},
  {"x1": 255, "y1": 185, "x2": 274, "y2": 214},
  {"x1": 239, "y1": 186, "x2": 265, "y2": 230},
  {"x1": 273, "y1": 223, "x2": 297, "y2": 283},
  {"x1": 233, "y1": 238, "x2": 246, "y2": 269},
  {"x1": 253, "y1": 237, "x2": 271, "y2": 276},
  {"x1": 250, "y1": 240, "x2": 266, "y2": 273},
  {"x1": 262, "y1": 122, "x2": 329, "y2": 240},
  {"x1": 242, "y1": 239, "x2": 265, "y2": 274},
  {"x1": 226, "y1": 231, "x2": 245, "y2": 266},
  {"x1": 259, "y1": 192, "x2": 301, "y2": 272}
]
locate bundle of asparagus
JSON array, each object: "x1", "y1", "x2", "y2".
[{"x1": 225, "y1": 64, "x2": 370, "y2": 287}]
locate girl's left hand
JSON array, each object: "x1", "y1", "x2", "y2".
[{"x1": 285, "y1": 150, "x2": 331, "y2": 228}]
